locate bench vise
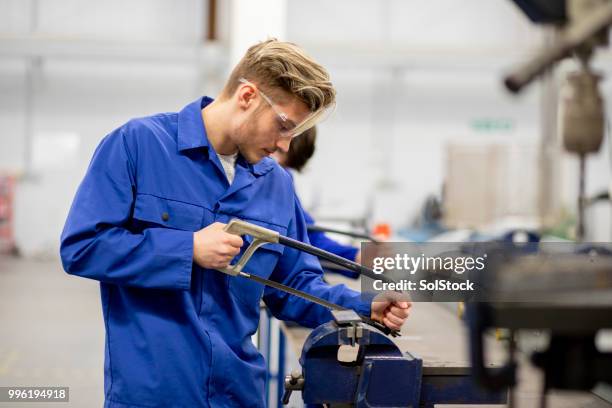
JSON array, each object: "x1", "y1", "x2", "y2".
[{"x1": 283, "y1": 310, "x2": 506, "y2": 407}]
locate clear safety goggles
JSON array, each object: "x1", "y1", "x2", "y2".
[{"x1": 238, "y1": 77, "x2": 334, "y2": 139}]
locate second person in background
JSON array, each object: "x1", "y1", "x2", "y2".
[{"x1": 274, "y1": 126, "x2": 362, "y2": 278}]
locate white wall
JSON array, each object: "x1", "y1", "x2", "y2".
[
  {"x1": 0, "y1": 0, "x2": 204, "y2": 41},
  {"x1": 286, "y1": 0, "x2": 612, "y2": 240},
  {"x1": 0, "y1": 0, "x2": 220, "y2": 256},
  {"x1": 5, "y1": 59, "x2": 211, "y2": 255},
  {"x1": 286, "y1": 0, "x2": 544, "y2": 229},
  {"x1": 287, "y1": 0, "x2": 537, "y2": 49}
]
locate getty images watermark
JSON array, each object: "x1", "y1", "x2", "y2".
[
  {"x1": 371, "y1": 252, "x2": 487, "y2": 292},
  {"x1": 360, "y1": 241, "x2": 612, "y2": 302}
]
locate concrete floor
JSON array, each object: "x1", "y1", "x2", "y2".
[{"x1": 0, "y1": 256, "x2": 104, "y2": 407}]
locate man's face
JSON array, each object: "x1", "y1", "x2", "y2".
[{"x1": 231, "y1": 84, "x2": 311, "y2": 164}]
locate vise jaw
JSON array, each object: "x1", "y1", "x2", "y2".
[{"x1": 283, "y1": 311, "x2": 423, "y2": 407}]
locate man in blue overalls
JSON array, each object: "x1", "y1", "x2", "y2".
[{"x1": 60, "y1": 39, "x2": 410, "y2": 408}]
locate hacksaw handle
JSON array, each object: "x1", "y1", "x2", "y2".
[
  {"x1": 224, "y1": 219, "x2": 280, "y2": 242},
  {"x1": 218, "y1": 219, "x2": 280, "y2": 276}
]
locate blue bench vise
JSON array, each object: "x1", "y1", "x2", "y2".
[{"x1": 283, "y1": 310, "x2": 506, "y2": 407}]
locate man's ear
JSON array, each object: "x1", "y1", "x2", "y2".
[{"x1": 237, "y1": 84, "x2": 256, "y2": 111}]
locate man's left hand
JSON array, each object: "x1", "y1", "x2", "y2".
[{"x1": 371, "y1": 299, "x2": 411, "y2": 331}]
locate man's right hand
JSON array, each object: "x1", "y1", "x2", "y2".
[{"x1": 193, "y1": 222, "x2": 244, "y2": 269}]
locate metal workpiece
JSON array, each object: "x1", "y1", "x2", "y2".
[
  {"x1": 332, "y1": 309, "x2": 367, "y2": 346},
  {"x1": 343, "y1": 325, "x2": 365, "y2": 347}
]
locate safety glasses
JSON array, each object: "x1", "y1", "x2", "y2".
[{"x1": 238, "y1": 77, "x2": 333, "y2": 139}]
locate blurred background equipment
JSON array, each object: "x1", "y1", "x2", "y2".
[
  {"x1": 468, "y1": 250, "x2": 612, "y2": 408},
  {"x1": 0, "y1": 175, "x2": 16, "y2": 255},
  {"x1": 466, "y1": 1, "x2": 612, "y2": 407},
  {"x1": 506, "y1": 0, "x2": 610, "y2": 241}
]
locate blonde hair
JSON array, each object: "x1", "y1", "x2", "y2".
[{"x1": 222, "y1": 39, "x2": 335, "y2": 112}]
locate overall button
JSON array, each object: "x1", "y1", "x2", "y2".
[{"x1": 161, "y1": 212, "x2": 170, "y2": 221}]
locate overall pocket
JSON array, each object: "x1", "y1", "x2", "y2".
[{"x1": 132, "y1": 193, "x2": 204, "y2": 231}]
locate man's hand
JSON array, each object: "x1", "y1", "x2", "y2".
[
  {"x1": 193, "y1": 222, "x2": 244, "y2": 269},
  {"x1": 371, "y1": 298, "x2": 411, "y2": 332}
]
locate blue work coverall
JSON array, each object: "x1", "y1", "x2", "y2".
[{"x1": 60, "y1": 97, "x2": 371, "y2": 408}]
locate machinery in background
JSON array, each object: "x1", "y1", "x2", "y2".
[
  {"x1": 467, "y1": 1, "x2": 612, "y2": 407},
  {"x1": 507, "y1": 0, "x2": 610, "y2": 241},
  {"x1": 0, "y1": 175, "x2": 16, "y2": 255},
  {"x1": 467, "y1": 252, "x2": 612, "y2": 407}
]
